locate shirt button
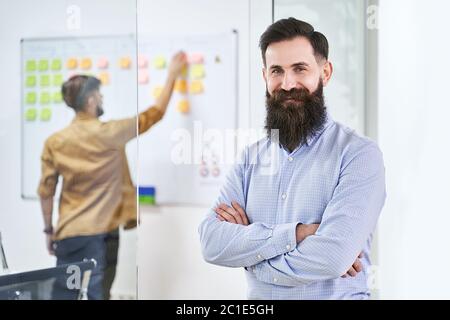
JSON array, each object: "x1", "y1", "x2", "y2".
[
  {"x1": 273, "y1": 278, "x2": 278, "y2": 283},
  {"x1": 281, "y1": 193, "x2": 287, "y2": 200},
  {"x1": 288, "y1": 157, "x2": 293, "y2": 162},
  {"x1": 253, "y1": 267, "x2": 257, "y2": 274},
  {"x1": 257, "y1": 254, "x2": 262, "y2": 260},
  {"x1": 286, "y1": 244, "x2": 291, "y2": 250}
]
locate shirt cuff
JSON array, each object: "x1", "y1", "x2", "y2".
[{"x1": 269, "y1": 222, "x2": 299, "y2": 256}]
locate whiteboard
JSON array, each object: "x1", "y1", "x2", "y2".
[
  {"x1": 21, "y1": 32, "x2": 238, "y2": 206},
  {"x1": 134, "y1": 31, "x2": 238, "y2": 205}
]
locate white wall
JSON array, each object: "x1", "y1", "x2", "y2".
[
  {"x1": 0, "y1": 0, "x2": 137, "y2": 298},
  {"x1": 378, "y1": 0, "x2": 450, "y2": 299}
]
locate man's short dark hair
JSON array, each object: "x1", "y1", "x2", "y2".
[
  {"x1": 259, "y1": 17, "x2": 329, "y2": 66},
  {"x1": 61, "y1": 75, "x2": 101, "y2": 112}
]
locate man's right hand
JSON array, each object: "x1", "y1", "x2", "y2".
[
  {"x1": 46, "y1": 234, "x2": 55, "y2": 256},
  {"x1": 168, "y1": 51, "x2": 187, "y2": 78}
]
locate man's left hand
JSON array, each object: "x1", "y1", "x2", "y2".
[{"x1": 215, "y1": 201, "x2": 249, "y2": 226}]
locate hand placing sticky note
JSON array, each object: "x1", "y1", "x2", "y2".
[
  {"x1": 40, "y1": 92, "x2": 51, "y2": 104},
  {"x1": 26, "y1": 92, "x2": 37, "y2": 104},
  {"x1": 25, "y1": 108, "x2": 37, "y2": 121},
  {"x1": 119, "y1": 57, "x2": 132, "y2": 69},
  {"x1": 40, "y1": 108, "x2": 52, "y2": 121},
  {"x1": 81, "y1": 58, "x2": 92, "y2": 70},
  {"x1": 51, "y1": 59, "x2": 62, "y2": 71},
  {"x1": 97, "y1": 57, "x2": 109, "y2": 69},
  {"x1": 26, "y1": 75, "x2": 36, "y2": 87},
  {"x1": 189, "y1": 80, "x2": 204, "y2": 94},
  {"x1": 38, "y1": 60, "x2": 49, "y2": 72},
  {"x1": 98, "y1": 72, "x2": 110, "y2": 85},
  {"x1": 26, "y1": 60, "x2": 36, "y2": 72},
  {"x1": 187, "y1": 53, "x2": 204, "y2": 64},
  {"x1": 40, "y1": 75, "x2": 50, "y2": 87},
  {"x1": 153, "y1": 56, "x2": 166, "y2": 69},
  {"x1": 53, "y1": 92, "x2": 63, "y2": 103},
  {"x1": 138, "y1": 55, "x2": 148, "y2": 69},
  {"x1": 190, "y1": 64, "x2": 205, "y2": 79},
  {"x1": 138, "y1": 70, "x2": 149, "y2": 85},
  {"x1": 174, "y1": 79, "x2": 187, "y2": 94},
  {"x1": 53, "y1": 74, "x2": 63, "y2": 87},
  {"x1": 177, "y1": 100, "x2": 190, "y2": 114},
  {"x1": 152, "y1": 86, "x2": 163, "y2": 99},
  {"x1": 66, "y1": 58, "x2": 78, "y2": 69}
]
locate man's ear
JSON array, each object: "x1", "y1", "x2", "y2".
[
  {"x1": 321, "y1": 60, "x2": 333, "y2": 87},
  {"x1": 262, "y1": 67, "x2": 267, "y2": 84}
]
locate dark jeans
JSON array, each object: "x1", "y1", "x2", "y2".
[{"x1": 52, "y1": 229, "x2": 119, "y2": 300}]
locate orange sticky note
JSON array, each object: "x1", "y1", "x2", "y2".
[
  {"x1": 97, "y1": 57, "x2": 109, "y2": 69},
  {"x1": 66, "y1": 58, "x2": 78, "y2": 70},
  {"x1": 98, "y1": 72, "x2": 110, "y2": 85},
  {"x1": 152, "y1": 86, "x2": 163, "y2": 99},
  {"x1": 119, "y1": 57, "x2": 132, "y2": 69},
  {"x1": 138, "y1": 55, "x2": 148, "y2": 69},
  {"x1": 81, "y1": 58, "x2": 92, "y2": 70},
  {"x1": 174, "y1": 79, "x2": 187, "y2": 94},
  {"x1": 187, "y1": 53, "x2": 204, "y2": 64},
  {"x1": 189, "y1": 80, "x2": 204, "y2": 94},
  {"x1": 177, "y1": 100, "x2": 190, "y2": 114},
  {"x1": 138, "y1": 70, "x2": 149, "y2": 85}
]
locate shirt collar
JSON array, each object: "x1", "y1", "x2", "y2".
[{"x1": 72, "y1": 111, "x2": 98, "y2": 122}]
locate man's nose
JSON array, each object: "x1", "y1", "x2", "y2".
[{"x1": 281, "y1": 72, "x2": 297, "y2": 91}]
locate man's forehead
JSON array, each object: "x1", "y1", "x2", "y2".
[{"x1": 265, "y1": 37, "x2": 315, "y2": 67}]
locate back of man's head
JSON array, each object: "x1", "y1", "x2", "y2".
[{"x1": 61, "y1": 75, "x2": 101, "y2": 112}]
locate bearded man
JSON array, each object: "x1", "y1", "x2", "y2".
[{"x1": 199, "y1": 18, "x2": 386, "y2": 300}]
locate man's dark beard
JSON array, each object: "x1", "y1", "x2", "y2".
[{"x1": 265, "y1": 80, "x2": 327, "y2": 152}]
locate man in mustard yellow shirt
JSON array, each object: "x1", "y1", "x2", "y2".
[{"x1": 37, "y1": 52, "x2": 187, "y2": 300}]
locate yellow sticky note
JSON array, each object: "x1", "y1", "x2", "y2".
[
  {"x1": 152, "y1": 86, "x2": 163, "y2": 99},
  {"x1": 26, "y1": 92, "x2": 37, "y2": 104},
  {"x1": 181, "y1": 65, "x2": 188, "y2": 78},
  {"x1": 25, "y1": 108, "x2": 37, "y2": 121},
  {"x1": 177, "y1": 100, "x2": 190, "y2": 114},
  {"x1": 190, "y1": 64, "x2": 205, "y2": 79},
  {"x1": 66, "y1": 58, "x2": 78, "y2": 70},
  {"x1": 26, "y1": 75, "x2": 36, "y2": 87},
  {"x1": 51, "y1": 59, "x2": 62, "y2": 71},
  {"x1": 38, "y1": 59, "x2": 49, "y2": 72},
  {"x1": 189, "y1": 80, "x2": 204, "y2": 94},
  {"x1": 26, "y1": 60, "x2": 36, "y2": 72},
  {"x1": 98, "y1": 72, "x2": 110, "y2": 85},
  {"x1": 40, "y1": 92, "x2": 51, "y2": 104},
  {"x1": 40, "y1": 108, "x2": 52, "y2": 121},
  {"x1": 53, "y1": 92, "x2": 63, "y2": 103},
  {"x1": 40, "y1": 75, "x2": 50, "y2": 87},
  {"x1": 153, "y1": 56, "x2": 166, "y2": 69},
  {"x1": 174, "y1": 79, "x2": 187, "y2": 94},
  {"x1": 119, "y1": 57, "x2": 132, "y2": 69},
  {"x1": 81, "y1": 58, "x2": 92, "y2": 70},
  {"x1": 53, "y1": 74, "x2": 63, "y2": 87}
]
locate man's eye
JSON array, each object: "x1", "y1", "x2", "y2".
[
  {"x1": 272, "y1": 69, "x2": 281, "y2": 75},
  {"x1": 294, "y1": 67, "x2": 305, "y2": 73}
]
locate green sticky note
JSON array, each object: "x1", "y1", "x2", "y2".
[
  {"x1": 40, "y1": 75, "x2": 50, "y2": 87},
  {"x1": 53, "y1": 91, "x2": 62, "y2": 103},
  {"x1": 26, "y1": 92, "x2": 37, "y2": 104},
  {"x1": 26, "y1": 60, "x2": 36, "y2": 72},
  {"x1": 139, "y1": 195, "x2": 155, "y2": 205},
  {"x1": 53, "y1": 74, "x2": 63, "y2": 87},
  {"x1": 51, "y1": 59, "x2": 62, "y2": 71},
  {"x1": 38, "y1": 59, "x2": 48, "y2": 71},
  {"x1": 25, "y1": 75, "x2": 36, "y2": 87},
  {"x1": 40, "y1": 108, "x2": 52, "y2": 121},
  {"x1": 25, "y1": 108, "x2": 37, "y2": 121},
  {"x1": 40, "y1": 92, "x2": 51, "y2": 104}
]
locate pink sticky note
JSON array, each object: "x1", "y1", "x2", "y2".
[
  {"x1": 138, "y1": 70, "x2": 149, "y2": 84},
  {"x1": 97, "y1": 57, "x2": 109, "y2": 69},
  {"x1": 187, "y1": 53, "x2": 204, "y2": 64},
  {"x1": 138, "y1": 55, "x2": 148, "y2": 69}
]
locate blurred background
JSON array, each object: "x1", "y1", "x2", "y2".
[{"x1": 0, "y1": 0, "x2": 449, "y2": 299}]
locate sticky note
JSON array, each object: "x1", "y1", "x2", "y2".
[
  {"x1": 53, "y1": 92, "x2": 63, "y2": 103},
  {"x1": 40, "y1": 75, "x2": 50, "y2": 87},
  {"x1": 26, "y1": 92, "x2": 37, "y2": 104},
  {"x1": 174, "y1": 79, "x2": 187, "y2": 94},
  {"x1": 26, "y1": 75, "x2": 36, "y2": 87},
  {"x1": 38, "y1": 59, "x2": 49, "y2": 72},
  {"x1": 97, "y1": 57, "x2": 109, "y2": 69},
  {"x1": 26, "y1": 60, "x2": 36, "y2": 72},
  {"x1": 40, "y1": 92, "x2": 51, "y2": 104},
  {"x1": 66, "y1": 58, "x2": 78, "y2": 69},
  {"x1": 138, "y1": 70, "x2": 149, "y2": 85},
  {"x1": 25, "y1": 108, "x2": 37, "y2": 121},
  {"x1": 98, "y1": 72, "x2": 110, "y2": 85},
  {"x1": 177, "y1": 100, "x2": 190, "y2": 114},
  {"x1": 153, "y1": 56, "x2": 166, "y2": 69},
  {"x1": 53, "y1": 74, "x2": 63, "y2": 87},
  {"x1": 152, "y1": 86, "x2": 163, "y2": 99},
  {"x1": 40, "y1": 108, "x2": 52, "y2": 121},
  {"x1": 81, "y1": 58, "x2": 92, "y2": 70},
  {"x1": 181, "y1": 65, "x2": 188, "y2": 78},
  {"x1": 190, "y1": 64, "x2": 205, "y2": 79},
  {"x1": 187, "y1": 53, "x2": 204, "y2": 64},
  {"x1": 189, "y1": 80, "x2": 204, "y2": 94},
  {"x1": 138, "y1": 55, "x2": 148, "y2": 69},
  {"x1": 119, "y1": 57, "x2": 132, "y2": 69},
  {"x1": 51, "y1": 59, "x2": 62, "y2": 71}
]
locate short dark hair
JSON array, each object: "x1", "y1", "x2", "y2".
[
  {"x1": 61, "y1": 75, "x2": 101, "y2": 112},
  {"x1": 259, "y1": 17, "x2": 329, "y2": 66}
]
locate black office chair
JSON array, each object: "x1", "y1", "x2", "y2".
[{"x1": 0, "y1": 259, "x2": 96, "y2": 300}]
